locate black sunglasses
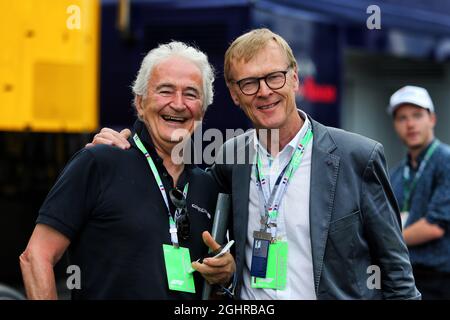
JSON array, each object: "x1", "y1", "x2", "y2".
[
  {"x1": 235, "y1": 69, "x2": 289, "y2": 95},
  {"x1": 169, "y1": 188, "x2": 190, "y2": 241}
]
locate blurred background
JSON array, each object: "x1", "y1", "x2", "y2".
[{"x1": 1, "y1": 0, "x2": 450, "y2": 297}]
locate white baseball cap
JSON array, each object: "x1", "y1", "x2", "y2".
[{"x1": 387, "y1": 85, "x2": 434, "y2": 116}]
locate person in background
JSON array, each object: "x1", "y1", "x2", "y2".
[{"x1": 388, "y1": 85, "x2": 450, "y2": 299}]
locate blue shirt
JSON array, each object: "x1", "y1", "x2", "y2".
[{"x1": 390, "y1": 139, "x2": 450, "y2": 273}]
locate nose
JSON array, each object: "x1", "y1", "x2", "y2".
[
  {"x1": 170, "y1": 91, "x2": 186, "y2": 111},
  {"x1": 405, "y1": 117, "x2": 416, "y2": 128},
  {"x1": 256, "y1": 79, "x2": 273, "y2": 97}
]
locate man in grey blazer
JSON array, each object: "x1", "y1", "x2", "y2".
[
  {"x1": 90, "y1": 28, "x2": 420, "y2": 300},
  {"x1": 209, "y1": 28, "x2": 420, "y2": 299}
]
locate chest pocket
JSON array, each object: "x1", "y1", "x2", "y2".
[
  {"x1": 329, "y1": 210, "x2": 360, "y2": 234},
  {"x1": 325, "y1": 210, "x2": 362, "y2": 286}
]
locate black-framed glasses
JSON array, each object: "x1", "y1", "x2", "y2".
[
  {"x1": 169, "y1": 188, "x2": 190, "y2": 240},
  {"x1": 235, "y1": 70, "x2": 289, "y2": 95}
]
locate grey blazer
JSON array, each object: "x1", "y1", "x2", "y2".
[{"x1": 210, "y1": 115, "x2": 420, "y2": 300}]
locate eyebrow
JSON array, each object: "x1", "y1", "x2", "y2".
[
  {"x1": 156, "y1": 83, "x2": 201, "y2": 95},
  {"x1": 155, "y1": 83, "x2": 176, "y2": 91},
  {"x1": 184, "y1": 86, "x2": 201, "y2": 95},
  {"x1": 238, "y1": 69, "x2": 286, "y2": 81}
]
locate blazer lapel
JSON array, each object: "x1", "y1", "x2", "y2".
[
  {"x1": 309, "y1": 118, "x2": 340, "y2": 295},
  {"x1": 232, "y1": 133, "x2": 254, "y2": 291},
  {"x1": 233, "y1": 163, "x2": 251, "y2": 259}
]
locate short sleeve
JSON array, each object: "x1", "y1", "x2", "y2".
[{"x1": 36, "y1": 148, "x2": 102, "y2": 240}]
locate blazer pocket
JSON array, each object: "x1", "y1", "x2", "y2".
[{"x1": 329, "y1": 210, "x2": 360, "y2": 234}]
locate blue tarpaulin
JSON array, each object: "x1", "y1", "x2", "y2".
[{"x1": 259, "y1": 0, "x2": 450, "y2": 36}]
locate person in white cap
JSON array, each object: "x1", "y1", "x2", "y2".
[{"x1": 388, "y1": 85, "x2": 450, "y2": 299}]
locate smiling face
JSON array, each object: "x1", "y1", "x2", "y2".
[
  {"x1": 393, "y1": 104, "x2": 436, "y2": 151},
  {"x1": 136, "y1": 56, "x2": 204, "y2": 152},
  {"x1": 227, "y1": 40, "x2": 299, "y2": 131}
]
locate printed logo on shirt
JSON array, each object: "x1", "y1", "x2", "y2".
[
  {"x1": 170, "y1": 279, "x2": 185, "y2": 286},
  {"x1": 191, "y1": 204, "x2": 211, "y2": 219}
]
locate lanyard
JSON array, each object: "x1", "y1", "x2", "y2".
[
  {"x1": 133, "y1": 133, "x2": 188, "y2": 247},
  {"x1": 255, "y1": 124, "x2": 313, "y2": 238},
  {"x1": 402, "y1": 140, "x2": 439, "y2": 212}
]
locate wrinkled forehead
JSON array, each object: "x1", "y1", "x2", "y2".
[
  {"x1": 233, "y1": 40, "x2": 287, "y2": 64},
  {"x1": 229, "y1": 42, "x2": 290, "y2": 78},
  {"x1": 155, "y1": 55, "x2": 202, "y2": 75},
  {"x1": 150, "y1": 56, "x2": 203, "y2": 87}
]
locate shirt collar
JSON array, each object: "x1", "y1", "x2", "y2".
[
  {"x1": 253, "y1": 109, "x2": 310, "y2": 158},
  {"x1": 130, "y1": 119, "x2": 196, "y2": 170},
  {"x1": 131, "y1": 119, "x2": 156, "y2": 153},
  {"x1": 406, "y1": 138, "x2": 438, "y2": 168}
]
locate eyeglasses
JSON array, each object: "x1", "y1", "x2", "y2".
[
  {"x1": 169, "y1": 188, "x2": 190, "y2": 241},
  {"x1": 234, "y1": 70, "x2": 289, "y2": 96}
]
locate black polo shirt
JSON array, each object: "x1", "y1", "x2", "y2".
[{"x1": 37, "y1": 120, "x2": 220, "y2": 299}]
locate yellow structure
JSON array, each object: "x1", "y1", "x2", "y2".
[{"x1": 0, "y1": 0, "x2": 99, "y2": 132}]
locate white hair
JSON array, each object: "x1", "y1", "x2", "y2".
[{"x1": 132, "y1": 41, "x2": 215, "y2": 113}]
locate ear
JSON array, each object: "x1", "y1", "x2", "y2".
[
  {"x1": 430, "y1": 112, "x2": 437, "y2": 128},
  {"x1": 135, "y1": 96, "x2": 144, "y2": 118},
  {"x1": 290, "y1": 68, "x2": 300, "y2": 93},
  {"x1": 198, "y1": 107, "x2": 206, "y2": 121},
  {"x1": 227, "y1": 83, "x2": 241, "y2": 107}
]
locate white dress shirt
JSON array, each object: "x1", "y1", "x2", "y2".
[{"x1": 240, "y1": 111, "x2": 316, "y2": 300}]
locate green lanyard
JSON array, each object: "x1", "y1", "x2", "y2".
[
  {"x1": 133, "y1": 133, "x2": 188, "y2": 246},
  {"x1": 402, "y1": 140, "x2": 439, "y2": 212},
  {"x1": 255, "y1": 124, "x2": 313, "y2": 238}
]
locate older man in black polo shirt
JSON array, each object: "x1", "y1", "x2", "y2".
[{"x1": 19, "y1": 42, "x2": 235, "y2": 300}]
